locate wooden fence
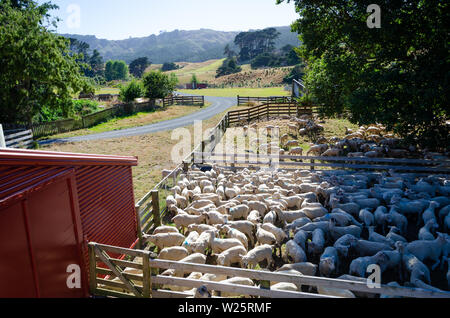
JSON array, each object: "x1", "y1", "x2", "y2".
[
  {"x1": 163, "y1": 95, "x2": 205, "y2": 107},
  {"x1": 237, "y1": 96, "x2": 294, "y2": 106},
  {"x1": 196, "y1": 153, "x2": 450, "y2": 174},
  {"x1": 3, "y1": 129, "x2": 34, "y2": 149},
  {"x1": 4, "y1": 101, "x2": 157, "y2": 139},
  {"x1": 88, "y1": 243, "x2": 450, "y2": 299},
  {"x1": 228, "y1": 102, "x2": 314, "y2": 126}
]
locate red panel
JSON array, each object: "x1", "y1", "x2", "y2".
[
  {"x1": 0, "y1": 202, "x2": 37, "y2": 298},
  {"x1": 27, "y1": 177, "x2": 86, "y2": 298}
]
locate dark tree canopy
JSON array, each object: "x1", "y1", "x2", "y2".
[
  {"x1": 234, "y1": 28, "x2": 280, "y2": 62},
  {"x1": 216, "y1": 58, "x2": 242, "y2": 78},
  {"x1": 161, "y1": 62, "x2": 180, "y2": 72},
  {"x1": 105, "y1": 60, "x2": 129, "y2": 81},
  {"x1": 278, "y1": 0, "x2": 449, "y2": 150},
  {"x1": 129, "y1": 57, "x2": 150, "y2": 78}
]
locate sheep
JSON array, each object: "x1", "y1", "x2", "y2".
[
  {"x1": 422, "y1": 201, "x2": 440, "y2": 225},
  {"x1": 280, "y1": 134, "x2": 289, "y2": 146},
  {"x1": 319, "y1": 247, "x2": 339, "y2": 277},
  {"x1": 241, "y1": 245, "x2": 274, "y2": 269},
  {"x1": 220, "y1": 225, "x2": 249, "y2": 250},
  {"x1": 322, "y1": 148, "x2": 342, "y2": 157},
  {"x1": 316, "y1": 209, "x2": 362, "y2": 227},
  {"x1": 228, "y1": 204, "x2": 250, "y2": 220},
  {"x1": 285, "y1": 240, "x2": 307, "y2": 263},
  {"x1": 301, "y1": 205, "x2": 328, "y2": 219},
  {"x1": 271, "y1": 283, "x2": 299, "y2": 292},
  {"x1": 307, "y1": 144, "x2": 328, "y2": 156},
  {"x1": 261, "y1": 223, "x2": 288, "y2": 244},
  {"x1": 153, "y1": 226, "x2": 180, "y2": 235},
  {"x1": 158, "y1": 247, "x2": 189, "y2": 261},
  {"x1": 218, "y1": 277, "x2": 255, "y2": 298},
  {"x1": 183, "y1": 231, "x2": 200, "y2": 253},
  {"x1": 418, "y1": 219, "x2": 439, "y2": 241},
  {"x1": 359, "y1": 209, "x2": 375, "y2": 227},
  {"x1": 298, "y1": 221, "x2": 330, "y2": 233},
  {"x1": 308, "y1": 228, "x2": 326, "y2": 256},
  {"x1": 334, "y1": 234, "x2": 359, "y2": 258},
  {"x1": 330, "y1": 198, "x2": 360, "y2": 216},
  {"x1": 285, "y1": 217, "x2": 311, "y2": 232},
  {"x1": 187, "y1": 224, "x2": 217, "y2": 234},
  {"x1": 352, "y1": 239, "x2": 393, "y2": 257},
  {"x1": 191, "y1": 230, "x2": 216, "y2": 254},
  {"x1": 172, "y1": 214, "x2": 206, "y2": 232},
  {"x1": 276, "y1": 209, "x2": 309, "y2": 224},
  {"x1": 276, "y1": 263, "x2": 317, "y2": 276},
  {"x1": 368, "y1": 227, "x2": 395, "y2": 247},
  {"x1": 227, "y1": 221, "x2": 256, "y2": 246},
  {"x1": 247, "y1": 210, "x2": 262, "y2": 224},
  {"x1": 349, "y1": 255, "x2": 378, "y2": 278},
  {"x1": 387, "y1": 206, "x2": 408, "y2": 235},
  {"x1": 144, "y1": 233, "x2": 185, "y2": 250},
  {"x1": 161, "y1": 253, "x2": 207, "y2": 277},
  {"x1": 328, "y1": 221, "x2": 362, "y2": 241},
  {"x1": 293, "y1": 230, "x2": 308, "y2": 251},
  {"x1": 211, "y1": 236, "x2": 245, "y2": 255},
  {"x1": 204, "y1": 211, "x2": 228, "y2": 225},
  {"x1": 256, "y1": 224, "x2": 277, "y2": 245},
  {"x1": 386, "y1": 226, "x2": 408, "y2": 243},
  {"x1": 289, "y1": 147, "x2": 304, "y2": 156},
  {"x1": 405, "y1": 233, "x2": 448, "y2": 270},
  {"x1": 216, "y1": 246, "x2": 247, "y2": 267},
  {"x1": 246, "y1": 201, "x2": 268, "y2": 215},
  {"x1": 402, "y1": 252, "x2": 432, "y2": 286}
]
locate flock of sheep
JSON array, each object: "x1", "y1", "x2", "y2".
[
  {"x1": 143, "y1": 164, "x2": 450, "y2": 298},
  {"x1": 240, "y1": 115, "x2": 449, "y2": 160}
]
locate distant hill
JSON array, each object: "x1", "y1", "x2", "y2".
[{"x1": 61, "y1": 26, "x2": 300, "y2": 64}]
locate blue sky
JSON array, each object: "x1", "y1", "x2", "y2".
[{"x1": 38, "y1": 0, "x2": 299, "y2": 40}]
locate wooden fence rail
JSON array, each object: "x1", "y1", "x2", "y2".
[
  {"x1": 88, "y1": 243, "x2": 450, "y2": 299},
  {"x1": 163, "y1": 95, "x2": 205, "y2": 107},
  {"x1": 4, "y1": 129, "x2": 34, "y2": 149},
  {"x1": 237, "y1": 96, "x2": 294, "y2": 106},
  {"x1": 195, "y1": 152, "x2": 450, "y2": 174}
]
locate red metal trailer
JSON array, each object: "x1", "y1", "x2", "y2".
[{"x1": 0, "y1": 149, "x2": 138, "y2": 298}]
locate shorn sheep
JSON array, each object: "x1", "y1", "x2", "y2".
[{"x1": 144, "y1": 163, "x2": 450, "y2": 297}]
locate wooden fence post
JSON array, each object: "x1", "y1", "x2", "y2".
[
  {"x1": 237, "y1": 95, "x2": 240, "y2": 106},
  {"x1": 0, "y1": 124, "x2": 6, "y2": 148},
  {"x1": 152, "y1": 190, "x2": 161, "y2": 227},
  {"x1": 135, "y1": 205, "x2": 143, "y2": 249},
  {"x1": 142, "y1": 251, "x2": 152, "y2": 298},
  {"x1": 88, "y1": 243, "x2": 98, "y2": 295},
  {"x1": 183, "y1": 161, "x2": 190, "y2": 173}
]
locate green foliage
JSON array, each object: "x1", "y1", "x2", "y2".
[
  {"x1": 250, "y1": 53, "x2": 283, "y2": 69},
  {"x1": 71, "y1": 99, "x2": 99, "y2": 117},
  {"x1": 105, "y1": 60, "x2": 129, "y2": 81},
  {"x1": 234, "y1": 28, "x2": 280, "y2": 62},
  {"x1": 0, "y1": 0, "x2": 93, "y2": 124},
  {"x1": 191, "y1": 74, "x2": 198, "y2": 84},
  {"x1": 283, "y1": 64, "x2": 305, "y2": 83},
  {"x1": 142, "y1": 71, "x2": 178, "y2": 99},
  {"x1": 129, "y1": 57, "x2": 150, "y2": 78},
  {"x1": 216, "y1": 58, "x2": 242, "y2": 78},
  {"x1": 119, "y1": 80, "x2": 144, "y2": 103},
  {"x1": 161, "y1": 62, "x2": 180, "y2": 71},
  {"x1": 279, "y1": 0, "x2": 449, "y2": 150}
]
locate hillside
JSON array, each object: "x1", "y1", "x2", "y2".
[
  {"x1": 61, "y1": 26, "x2": 300, "y2": 64},
  {"x1": 156, "y1": 59, "x2": 294, "y2": 88}
]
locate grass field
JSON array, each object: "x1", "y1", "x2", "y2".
[
  {"x1": 163, "y1": 59, "x2": 226, "y2": 85},
  {"x1": 178, "y1": 87, "x2": 290, "y2": 97},
  {"x1": 41, "y1": 105, "x2": 241, "y2": 201},
  {"x1": 43, "y1": 103, "x2": 211, "y2": 139}
]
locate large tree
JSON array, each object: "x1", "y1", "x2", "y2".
[
  {"x1": 129, "y1": 57, "x2": 150, "y2": 78},
  {"x1": 234, "y1": 28, "x2": 280, "y2": 62},
  {"x1": 278, "y1": 0, "x2": 449, "y2": 150},
  {"x1": 142, "y1": 71, "x2": 178, "y2": 99},
  {"x1": 105, "y1": 60, "x2": 129, "y2": 81},
  {"x1": 0, "y1": 0, "x2": 92, "y2": 124}
]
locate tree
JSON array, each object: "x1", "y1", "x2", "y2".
[
  {"x1": 234, "y1": 28, "x2": 280, "y2": 62},
  {"x1": 224, "y1": 44, "x2": 236, "y2": 59},
  {"x1": 161, "y1": 62, "x2": 180, "y2": 71},
  {"x1": 129, "y1": 57, "x2": 150, "y2": 78},
  {"x1": 0, "y1": 0, "x2": 92, "y2": 124},
  {"x1": 191, "y1": 74, "x2": 198, "y2": 85},
  {"x1": 119, "y1": 80, "x2": 144, "y2": 103},
  {"x1": 142, "y1": 71, "x2": 178, "y2": 99},
  {"x1": 283, "y1": 63, "x2": 305, "y2": 83},
  {"x1": 105, "y1": 60, "x2": 128, "y2": 81},
  {"x1": 278, "y1": 0, "x2": 449, "y2": 150},
  {"x1": 216, "y1": 58, "x2": 242, "y2": 78}
]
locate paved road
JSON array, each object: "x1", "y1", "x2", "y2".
[{"x1": 39, "y1": 95, "x2": 236, "y2": 145}]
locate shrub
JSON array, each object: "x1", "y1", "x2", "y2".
[
  {"x1": 143, "y1": 71, "x2": 178, "y2": 99},
  {"x1": 119, "y1": 80, "x2": 144, "y2": 103}
]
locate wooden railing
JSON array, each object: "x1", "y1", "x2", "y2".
[
  {"x1": 195, "y1": 152, "x2": 450, "y2": 174},
  {"x1": 3, "y1": 129, "x2": 34, "y2": 149},
  {"x1": 164, "y1": 95, "x2": 205, "y2": 107},
  {"x1": 237, "y1": 96, "x2": 294, "y2": 106},
  {"x1": 228, "y1": 102, "x2": 314, "y2": 126},
  {"x1": 88, "y1": 243, "x2": 450, "y2": 299}
]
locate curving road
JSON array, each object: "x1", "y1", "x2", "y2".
[{"x1": 39, "y1": 95, "x2": 236, "y2": 145}]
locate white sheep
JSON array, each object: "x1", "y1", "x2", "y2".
[
  {"x1": 217, "y1": 246, "x2": 247, "y2": 267},
  {"x1": 220, "y1": 225, "x2": 249, "y2": 250},
  {"x1": 158, "y1": 246, "x2": 189, "y2": 261},
  {"x1": 172, "y1": 214, "x2": 206, "y2": 232},
  {"x1": 241, "y1": 245, "x2": 274, "y2": 269},
  {"x1": 276, "y1": 263, "x2": 317, "y2": 276},
  {"x1": 256, "y1": 224, "x2": 277, "y2": 245},
  {"x1": 144, "y1": 233, "x2": 185, "y2": 250},
  {"x1": 153, "y1": 226, "x2": 180, "y2": 235},
  {"x1": 319, "y1": 247, "x2": 339, "y2": 277},
  {"x1": 405, "y1": 233, "x2": 448, "y2": 270},
  {"x1": 229, "y1": 204, "x2": 250, "y2": 220}
]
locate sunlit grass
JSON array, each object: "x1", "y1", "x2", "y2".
[{"x1": 178, "y1": 87, "x2": 290, "y2": 97}]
